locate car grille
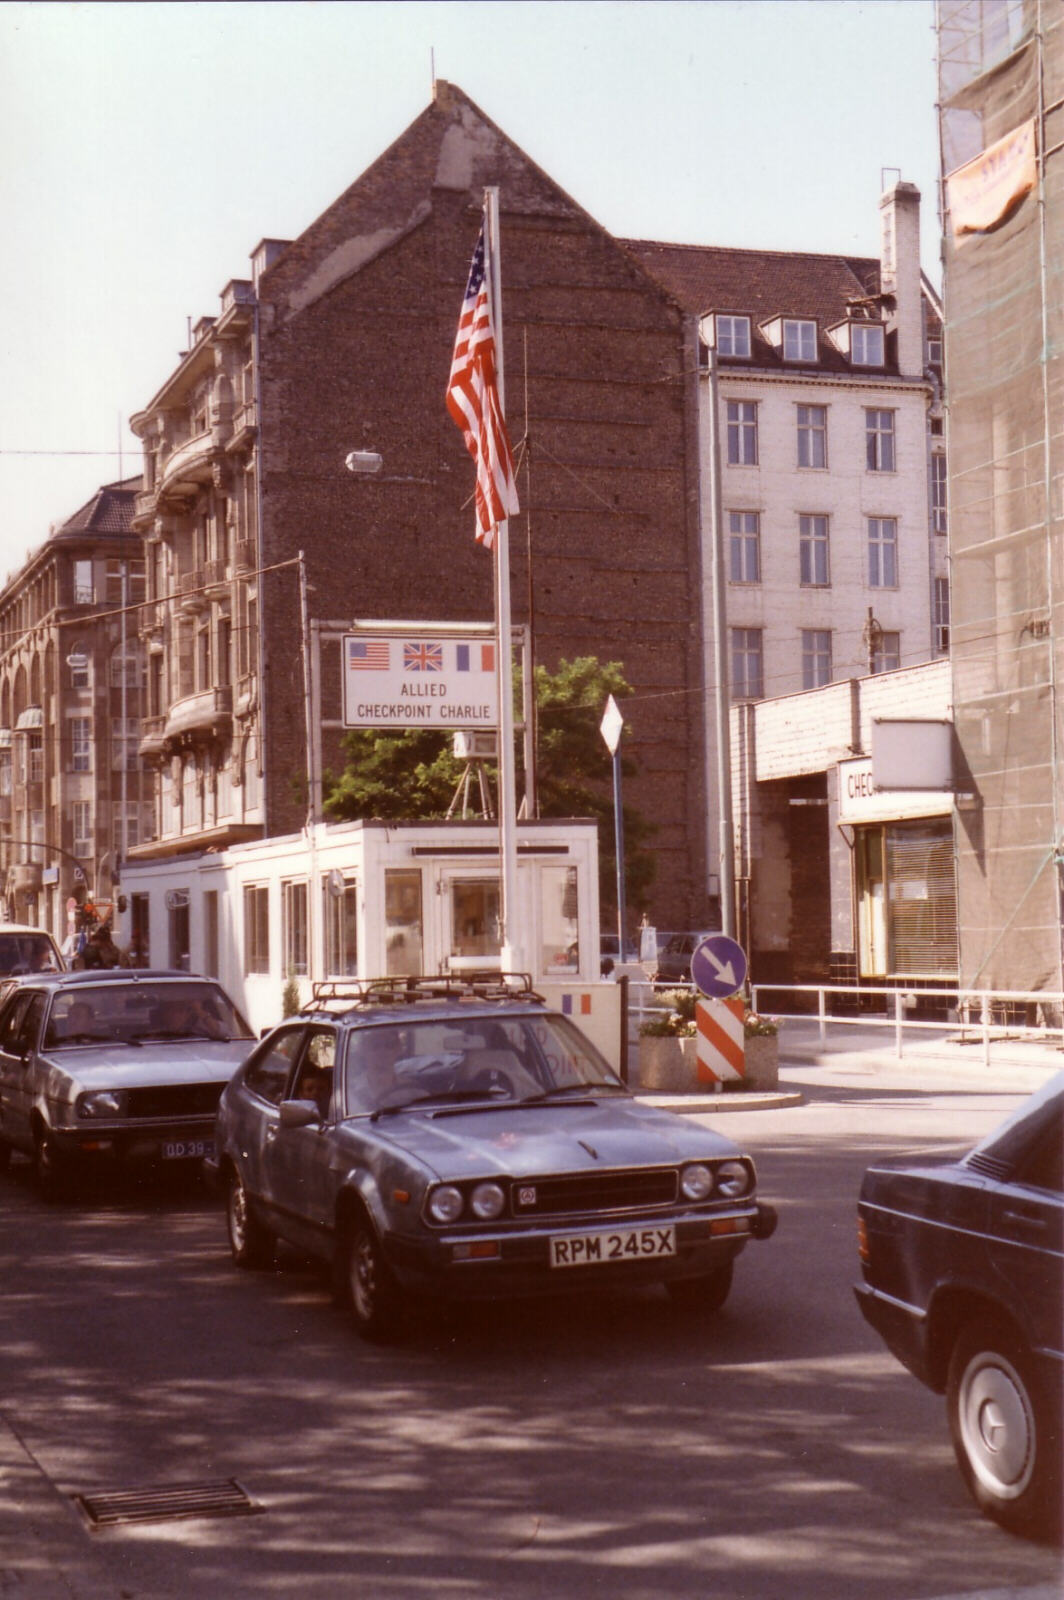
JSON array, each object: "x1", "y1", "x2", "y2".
[
  {"x1": 124, "y1": 1083, "x2": 226, "y2": 1120},
  {"x1": 510, "y1": 1168, "x2": 678, "y2": 1217}
]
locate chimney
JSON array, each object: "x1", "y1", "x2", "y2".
[{"x1": 879, "y1": 180, "x2": 923, "y2": 379}]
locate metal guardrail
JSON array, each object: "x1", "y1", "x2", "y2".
[{"x1": 626, "y1": 975, "x2": 1064, "y2": 1069}]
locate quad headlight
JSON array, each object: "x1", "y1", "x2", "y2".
[
  {"x1": 470, "y1": 1182, "x2": 506, "y2": 1220},
  {"x1": 76, "y1": 1089, "x2": 128, "y2": 1119},
  {"x1": 715, "y1": 1160, "x2": 752, "y2": 1199},
  {"x1": 427, "y1": 1185, "x2": 464, "y2": 1224},
  {"x1": 680, "y1": 1163, "x2": 714, "y2": 1201}
]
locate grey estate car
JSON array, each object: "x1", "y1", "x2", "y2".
[
  {"x1": 214, "y1": 974, "x2": 778, "y2": 1341},
  {"x1": 0, "y1": 970, "x2": 254, "y2": 1194}
]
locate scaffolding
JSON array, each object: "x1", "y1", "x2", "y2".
[{"x1": 936, "y1": 0, "x2": 1064, "y2": 1000}]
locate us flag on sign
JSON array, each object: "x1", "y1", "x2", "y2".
[
  {"x1": 348, "y1": 639, "x2": 389, "y2": 671},
  {"x1": 445, "y1": 221, "x2": 519, "y2": 550}
]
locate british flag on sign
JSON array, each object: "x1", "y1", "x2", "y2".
[{"x1": 403, "y1": 641, "x2": 443, "y2": 673}]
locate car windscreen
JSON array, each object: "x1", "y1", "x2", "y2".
[
  {"x1": 0, "y1": 932, "x2": 61, "y2": 976},
  {"x1": 43, "y1": 981, "x2": 254, "y2": 1048},
  {"x1": 343, "y1": 1012, "x2": 625, "y2": 1115}
]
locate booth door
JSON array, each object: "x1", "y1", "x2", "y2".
[{"x1": 438, "y1": 872, "x2": 501, "y2": 973}]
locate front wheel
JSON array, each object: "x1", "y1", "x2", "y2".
[
  {"x1": 666, "y1": 1260, "x2": 734, "y2": 1314},
  {"x1": 33, "y1": 1126, "x2": 72, "y2": 1201},
  {"x1": 338, "y1": 1212, "x2": 406, "y2": 1343},
  {"x1": 947, "y1": 1318, "x2": 1060, "y2": 1541},
  {"x1": 226, "y1": 1167, "x2": 274, "y2": 1269}
]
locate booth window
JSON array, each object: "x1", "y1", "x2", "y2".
[
  {"x1": 323, "y1": 872, "x2": 358, "y2": 976},
  {"x1": 244, "y1": 885, "x2": 270, "y2": 975},
  {"x1": 541, "y1": 865, "x2": 579, "y2": 974},
  {"x1": 385, "y1": 869, "x2": 423, "y2": 976},
  {"x1": 282, "y1": 880, "x2": 309, "y2": 976}
]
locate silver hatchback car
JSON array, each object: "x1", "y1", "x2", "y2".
[
  {"x1": 215, "y1": 973, "x2": 778, "y2": 1342},
  {"x1": 0, "y1": 971, "x2": 254, "y2": 1195}
]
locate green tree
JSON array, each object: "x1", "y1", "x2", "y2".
[{"x1": 323, "y1": 656, "x2": 655, "y2": 917}]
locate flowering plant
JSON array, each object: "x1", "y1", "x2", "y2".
[
  {"x1": 743, "y1": 1010, "x2": 778, "y2": 1038},
  {"x1": 639, "y1": 988, "x2": 696, "y2": 1038}
]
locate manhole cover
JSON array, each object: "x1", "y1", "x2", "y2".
[{"x1": 73, "y1": 1478, "x2": 262, "y2": 1529}]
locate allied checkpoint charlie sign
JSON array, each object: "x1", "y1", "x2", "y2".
[{"x1": 342, "y1": 632, "x2": 499, "y2": 729}]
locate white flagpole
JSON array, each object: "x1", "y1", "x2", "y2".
[{"x1": 484, "y1": 186, "x2": 521, "y2": 974}]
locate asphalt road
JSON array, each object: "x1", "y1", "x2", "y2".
[{"x1": 1, "y1": 1059, "x2": 1061, "y2": 1600}]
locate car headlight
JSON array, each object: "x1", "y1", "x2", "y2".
[
  {"x1": 427, "y1": 1185, "x2": 464, "y2": 1223},
  {"x1": 715, "y1": 1160, "x2": 752, "y2": 1199},
  {"x1": 77, "y1": 1089, "x2": 127, "y2": 1119},
  {"x1": 470, "y1": 1182, "x2": 506, "y2": 1220},
  {"x1": 680, "y1": 1163, "x2": 713, "y2": 1201}
]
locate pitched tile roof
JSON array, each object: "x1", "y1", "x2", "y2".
[
  {"x1": 621, "y1": 240, "x2": 893, "y2": 375},
  {"x1": 56, "y1": 476, "x2": 142, "y2": 538}
]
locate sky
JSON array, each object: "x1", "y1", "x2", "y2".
[{"x1": 0, "y1": 0, "x2": 940, "y2": 580}]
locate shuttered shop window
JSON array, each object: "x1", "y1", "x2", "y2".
[{"x1": 886, "y1": 823, "x2": 957, "y2": 977}]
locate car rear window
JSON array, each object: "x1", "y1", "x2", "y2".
[
  {"x1": 0, "y1": 932, "x2": 60, "y2": 976},
  {"x1": 43, "y1": 981, "x2": 253, "y2": 1048}
]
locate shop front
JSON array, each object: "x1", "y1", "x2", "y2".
[{"x1": 839, "y1": 756, "x2": 958, "y2": 984}]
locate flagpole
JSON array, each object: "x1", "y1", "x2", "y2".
[{"x1": 484, "y1": 186, "x2": 521, "y2": 974}]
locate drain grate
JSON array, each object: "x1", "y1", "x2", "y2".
[{"x1": 73, "y1": 1477, "x2": 262, "y2": 1530}]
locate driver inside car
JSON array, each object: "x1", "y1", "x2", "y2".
[{"x1": 346, "y1": 1027, "x2": 403, "y2": 1113}]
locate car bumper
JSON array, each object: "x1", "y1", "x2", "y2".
[
  {"x1": 853, "y1": 1281, "x2": 933, "y2": 1387},
  {"x1": 385, "y1": 1201, "x2": 778, "y2": 1301},
  {"x1": 48, "y1": 1116, "x2": 218, "y2": 1167}
]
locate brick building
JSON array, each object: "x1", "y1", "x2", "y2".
[
  {"x1": 0, "y1": 478, "x2": 148, "y2": 940},
  {"x1": 128, "y1": 81, "x2": 944, "y2": 946}
]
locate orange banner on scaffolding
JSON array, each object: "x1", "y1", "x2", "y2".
[{"x1": 948, "y1": 119, "x2": 1037, "y2": 242}]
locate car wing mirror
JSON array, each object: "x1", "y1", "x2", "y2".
[{"x1": 279, "y1": 1099, "x2": 320, "y2": 1129}]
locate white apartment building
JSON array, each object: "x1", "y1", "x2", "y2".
[{"x1": 628, "y1": 180, "x2": 947, "y2": 974}]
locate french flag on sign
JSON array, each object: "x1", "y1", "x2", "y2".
[
  {"x1": 560, "y1": 992, "x2": 592, "y2": 1017},
  {"x1": 456, "y1": 642, "x2": 495, "y2": 672}
]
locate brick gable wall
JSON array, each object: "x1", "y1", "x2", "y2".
[{"x1": 256, "y1": 184, "x2": 711, "y2": 927}]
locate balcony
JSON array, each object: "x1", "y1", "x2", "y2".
[
  {"x1": 203, "y1": 558, "x2": 230, "y2": 594},
  {"x1": 234, "y1": 538, "x2": 257, "y2": 573},
  {"x1": 164, "y1": 685, "x2": 233, "y2": 744},
  {"x1": 227, "y1": 400, "x2": 257, "y2": 452},
  {"x1": 138, "y1": 715, "x2": 167, "y2": 759},
  {"x1": 133, "y1": 489, "x2": 158, "y2": 530},
  {"x1": 158, "y1": 430, "x2": 214, "y2": 499},
  {"x1": 10, "y1": 862, "x2": 42, "y2": 896},
  {"x1": 177, "y1": 568, "x2": 207, "y2": 615}
]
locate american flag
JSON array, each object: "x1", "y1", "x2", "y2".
[
  {"x1": 445, "y1": 221, "x2": 519, "y2": 550},
  {"x1": 348, "y1": 639, "x2": 390, "y2": 671},
  {"x1": 403, "y1": 641, "x2": 443, "y2": 672}
]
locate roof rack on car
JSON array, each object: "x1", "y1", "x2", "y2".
[{"x1": 304, "y1": 972, "x2": 544, "y2": 1012}]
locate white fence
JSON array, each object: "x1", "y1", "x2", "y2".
[{"x1": 631, "y1": 979, "x2": 1064, "y2": 1070}]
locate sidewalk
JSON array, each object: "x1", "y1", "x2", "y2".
[{"x1": 630, "y1": 1015, "x2": 1062, "y2": 1113}]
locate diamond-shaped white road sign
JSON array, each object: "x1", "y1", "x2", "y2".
[{"x1": 600, "y1": 694, "x2": 623, "y2": 755}]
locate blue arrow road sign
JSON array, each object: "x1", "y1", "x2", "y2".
[{"x1": 690, "y1": 933, "x2": 748, "y2": 999}]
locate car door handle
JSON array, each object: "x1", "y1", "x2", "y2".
[{"x1": 1003, "y1": 1207, "x2": 1047, "y2": 1231}]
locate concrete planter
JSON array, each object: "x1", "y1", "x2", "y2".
[
  {"x1": 636, "y1": 1033, "x2": 700, "y2": 1092},
  {"x1": 743, "y1": 1034, "x2": 779, "y2": 1090}
]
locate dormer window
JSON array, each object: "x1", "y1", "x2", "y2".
[
  {"x1": 715, "y1": 315, "x2": 751, "y2": 358},
  {"x1": 851, "y1": 324, "x2": 885, "y2": 366},
  {"x1": 783, "y1": 319, "x2": 817, "y2": 362}
]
